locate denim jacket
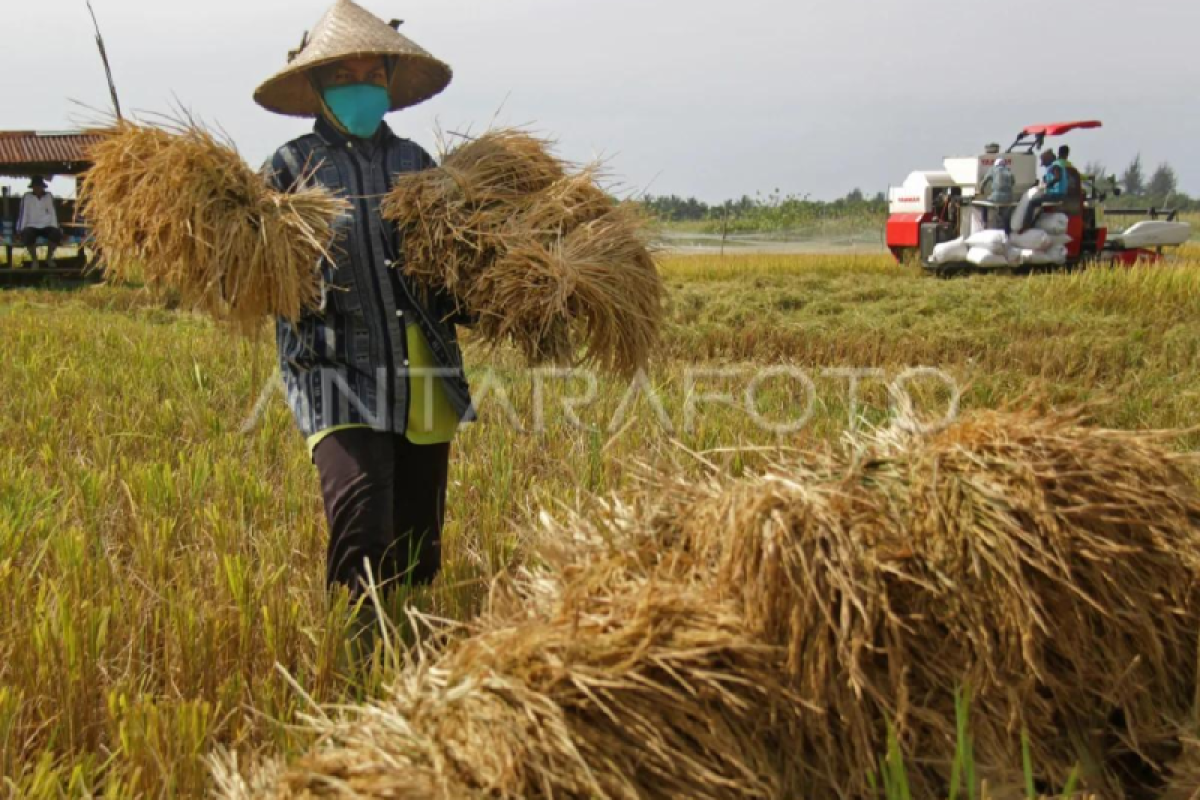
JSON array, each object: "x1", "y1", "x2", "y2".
[
  {"x1": 264, "y1": 118, "x2": 474, "y2": 440},
  {"x1": 981, "y1": 164, "x2": 1015, "y2": 204}
]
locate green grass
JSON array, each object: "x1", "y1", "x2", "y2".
[
  {"x1": 875, "y1": 690, "x2": 1088, "y2": 800},
  {"x1": 1178, "y1": 211, "x2": 1200, "y2": 239},
  {"x1": 2, "y1": 251, "x2": 1200, "y2": 795},
  {"x1": 651, "y1": 207, "x2": 1198, "y2": 245}
]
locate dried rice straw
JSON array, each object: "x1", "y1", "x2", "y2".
[
  {"x1": 80, "y1": 117, "x2": 347, "y2": 327},
  {"x1": 219, "y1": 410, "x2": 1200, "y2": 798},
  {"x1": 238, "y1": 579, "x2": 799, "y2": 799},
  {"x1": 382, "y1": 130, "x2": 663, "y2": 376},
  {"x1": 612, "y1": 409, "x2": 1200, "y2": 796}
]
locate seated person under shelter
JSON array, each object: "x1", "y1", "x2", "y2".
[{"x1": 16, "y1": 176, "x2": 63, "y2": 267}]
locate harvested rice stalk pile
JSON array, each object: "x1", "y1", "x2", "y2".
[
  {"x1": 219, "y1": 411, "x2": 1200, "y2": 799},
  {"x1": 382, "y1": 130, "x2": 662, "y2": 375},
  {"x1": 666, "y1": 410, "x2": 1200, "y2": 797},
  {"x1": 80, "y1": 120, "x2": 347, "y2": 326},
  {"x1": 1164, "y1": 739, "x2": 1200, "y2": 799},
  {"x1": 242, "y1": 581, "x2": 799, "y2": 800}
]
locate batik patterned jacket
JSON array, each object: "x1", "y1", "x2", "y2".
[{"x1": 264, "y1": 117, "x2": 474, "y2": 440}]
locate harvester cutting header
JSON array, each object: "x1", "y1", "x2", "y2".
[{"x1": 886, "y1": 120, "x2": 1192, "y2": 273}]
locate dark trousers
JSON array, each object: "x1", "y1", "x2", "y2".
[
  {"x1": 984, "y1": 206, "x2": 1014, "y2": 233},
  {"x1": 20, "y1": 227, "x2": 63, "y2": 257},
  {"x1": 312, "y1": 429, "x2": 450, "y2": 597},
  {"x1": 1019, "y1": 198, "x2": 1064, "y2": 232}
]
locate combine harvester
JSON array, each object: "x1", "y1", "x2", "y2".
[{"x1": 886, "y1": 120, "x2": 1192, "y2": 274}]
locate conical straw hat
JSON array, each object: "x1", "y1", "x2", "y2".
[{"x1": 254, "y1": 0, "x2": 452, "y2": 118}]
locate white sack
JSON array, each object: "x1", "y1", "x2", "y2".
[
  {"x1": 967, "y1": 247, "x2": 1009, "y2": 267},
  {"x1": 1011, "y1": 187, "x2": 1042, "y2": 233},
  {"x1": 1035, "y1": 213, "x2": 1069, "y2": 235},
  {"x1": 1046, "y1": 244, "x2": 1069, "y2": 263},
  {"x1": 1049, "y1": 234, "x2": 1074, "y2": 248},
  {"x1": 969, "y1": 206, "x2": 988, "y2": 237},
  {"x1": 965, "y1": 230, "x2": 1008, "y2": 254},
  {"x1": 931, "y1": 238, "x2": 969, "y2": 264},
  {"x1": 966, "y1": 229, "x2": 1008, "y2": 247},
  {"x1": 1010, "y1": 229, "x2": 1051, "y2": 250}
]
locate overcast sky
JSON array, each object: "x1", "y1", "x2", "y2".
[{"x1": 5, "y1": 0, "x2": 1199, "y2": 201}]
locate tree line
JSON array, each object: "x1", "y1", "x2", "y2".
[
  {"x1": 1084, "y1": 156, "x2": 1197, "y2": 210},
  {"x1": 642, "y1": 156, "x2": 1197, "y2": 230}
]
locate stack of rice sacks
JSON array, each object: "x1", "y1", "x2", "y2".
[{"x1": 930, "y1": 213, "x2": 1072, "y2": 267}]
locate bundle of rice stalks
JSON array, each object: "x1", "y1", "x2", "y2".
[
  {"x1": 381, "y1": 130, "x2": 565, "y2": 294},
  {"x1": 665, "y1": 409, "x2": 1200, "y2": 796},
  {"x1": 223, "y1": 571, "x2": 802, "y2": 800},
  {"x1": 382, "y1": 130, "x2": 662, "y2": 375},
  {"x1": 1163, "y1": 738, "x2": 1200, "y2": 800},
  {"x1": 80, "y1": 119, "x2": 347, "y2": 326},
  {"x1": 530, "y1": 410, "x2": 1200, "y2": 796},
  {"x1": 220, "y1": 410, "x2": 1200, "y2": 798},
  {"x1": 468, "y1": 210, "x2": 661, "y2": 372}
]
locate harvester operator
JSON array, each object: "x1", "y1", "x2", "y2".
[
  {"x1": 255, "y1": 0, "x2": 473, "y2": 608},
  {"x1": 1041, "y1": 150, "x2": 1069, "y2": 201},
  {"x1": 1014, "y1": 149, "x2": 1071, "y2": 229},
  {"x1": 1057, "y1": 145, "x2": 1074, "y2": 170}
]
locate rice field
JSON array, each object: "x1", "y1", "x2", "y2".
[{"x1": 3, "y1": 250, "x2": 1200, "y2": 796}]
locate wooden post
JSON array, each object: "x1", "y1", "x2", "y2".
[
  {"x1": 720, "y1": 204, "x2": 730, "y2": 258},
  {"x1": 2, "y1": 187, "x2": 10, "y2": 266}
]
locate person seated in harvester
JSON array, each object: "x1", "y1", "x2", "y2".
[
  {"x1": 1056, "y1": 145, "x2": 1084, "y2": 214},
  {"x1": 16, "y1": 176, "x2": 63, "y2": 268},
  {"x1": 1041, "y1": 149, "x2": 1069, "y2": 201},
  {"x1": 1057, "y1": 145, "x2": 1083, "y2": 179},
  {"x1": 1016, "y1": 150, "x2": 1070, "y2": 231}
]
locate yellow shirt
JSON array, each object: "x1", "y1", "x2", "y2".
[{"x1": 306, "y1": 323, "x2": 460, "y2": 456}]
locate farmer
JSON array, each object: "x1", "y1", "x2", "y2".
[
  {"x1": 1057, "y1": 145, "x2": 1074, "y2": 171},
  {"x1": 255, "y1": 0, "x2": 473, "y2": 602},
  {"x1": 1016, "y1": 150, "x2": 1070, "y2": 230},
  {"x1": 1041, "y1": 150, "x2": 1069, "y2": 201},
  {"x1": 17, "y1": 176, "x2": 63, "y2": 268},
  {"x1": 1056, "y1": 145, "x2": 1084, "y2": 213},
  {"x1": 981, "y1": 158, "x2": 1014, "y2": 204},
  {"x1": 979, "y1": 157, "x2": 1015, "y2": 230}
]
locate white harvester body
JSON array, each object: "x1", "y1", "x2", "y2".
[{"x1": 889, "y1": 155, "x2": 1038, "y2": 216}]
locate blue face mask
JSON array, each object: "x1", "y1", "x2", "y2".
[{"x1": 322, "y1": 83, "x2": 390, "y2": 139}]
